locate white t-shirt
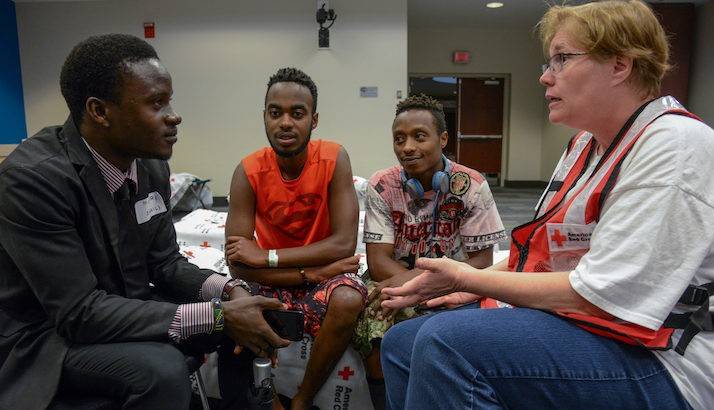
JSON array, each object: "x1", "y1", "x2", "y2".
[
  {"x1": 363, "y1": 162, "x2": 506, "y2": 268},
  {"x1": 568, "y1": 114, "x2": 714, "y2": 409}
]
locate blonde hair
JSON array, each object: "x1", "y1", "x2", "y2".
[{"x1": 537, "y1": 0, "x2": 670, "y2": 97}]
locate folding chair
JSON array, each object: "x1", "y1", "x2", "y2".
[{"x1": 187, "y1": 178, "x2": 212, "y2": 210}]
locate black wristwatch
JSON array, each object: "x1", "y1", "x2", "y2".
[{"x1": 222, "y1": 279, "x2": 252, "y2": 300}]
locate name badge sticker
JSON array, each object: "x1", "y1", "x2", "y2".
[{"x1": 135, "y1": 191, "x2": 167, "y2": 224}]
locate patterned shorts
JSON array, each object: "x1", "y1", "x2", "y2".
[{"x1": 250, "y1": 273, "x2": 367, "y2": 338}]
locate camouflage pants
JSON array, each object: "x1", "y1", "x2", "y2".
[{"x1": 352, "y1": 278, "x2": 419, "y2": 358}]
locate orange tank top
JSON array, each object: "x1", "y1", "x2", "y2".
[{"x1": 242, "y1": 139, "x2": 340, "y2": 249}]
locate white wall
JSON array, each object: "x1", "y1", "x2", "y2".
[
  {"x1": 408, "y1": 28, "x2": 545, "y2": 182},
  {"x1": 539, "y1": 109, "x2": 576, "y2": 181},
  {"x1": 689, "y1": 1, "x2": 714, "y2": 126},
  {"x1": 15, "y1": 0, "x2": 408, "y2": 195}
]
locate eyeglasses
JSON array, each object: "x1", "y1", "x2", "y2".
[{"x1": 541, "y1": 52, "x2": 588, "y2": 74}]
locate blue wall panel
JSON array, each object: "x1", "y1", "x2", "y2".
[{"x1": 1, "y1": 0, "x2": 27, "y2": 144}]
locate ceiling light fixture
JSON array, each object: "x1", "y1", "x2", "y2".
[{"x1": 486, "y1": 2, "x2": 504, "y2": 8}]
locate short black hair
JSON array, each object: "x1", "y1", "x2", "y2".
[
  {"x1": 265, "y1": 67, "x2": 318, "y2": 113},
  {"x1": 60, "y1": 34, "x2": 159, "y2": 126},
  {"x1": 395, "y1": 94, "x2": 447, "y2": 135}
]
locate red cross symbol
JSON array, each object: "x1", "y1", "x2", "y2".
[
  {"x1": 337, "y1": 366, "x2": 354, "y2": 381},
  {"x1": 550, "y1": 229, "x2": 566, "y2": 247},
  {"x1": 183, "y1": 251, "x2": 195, "y2": 258},
  {"x1": 200, "y1": 241, "x2": 211, "y2": 248}
]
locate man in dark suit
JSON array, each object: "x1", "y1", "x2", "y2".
[{"x1": 0, "y1": 34, "x2": 289, "y2": 410}]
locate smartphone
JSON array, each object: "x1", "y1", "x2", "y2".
[{"x1": 263, "y1": 309, "x2": 304, "y2": 341}]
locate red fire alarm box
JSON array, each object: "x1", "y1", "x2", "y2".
[
  {"x1": 144, "y1": 22, "x2": 155, "y2": 39},
  {"x1": 453, "y1": 50, "x2": 470, "y2": 64}
]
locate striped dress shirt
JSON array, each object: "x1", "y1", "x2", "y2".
[{"x1": 84, "y1": 140, "x2": 229, "y2": 342}]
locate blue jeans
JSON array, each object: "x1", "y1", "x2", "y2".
[{"x1": 381, "y1": 307, "x2": 691, "y2": 410}]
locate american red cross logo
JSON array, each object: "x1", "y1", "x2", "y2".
[
  {"x1": 551, "y1": 229, "x2": 566, "y2": 247},
  {"x1": 337, "y1": 366, "x2": 354, "y2": 381},
  {"x1": 183, "y1": 251, "x2": 195, "y2": 258}
]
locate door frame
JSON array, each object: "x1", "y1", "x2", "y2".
[{"x1": 409, "y1": 72, "x2": 511, "y2": 187}]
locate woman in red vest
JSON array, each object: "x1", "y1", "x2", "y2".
[{"x1": 379, "y1": 1, "x2": 713, "y2": 409}]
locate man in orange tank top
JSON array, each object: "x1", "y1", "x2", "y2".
[{"x1": 220, "y1": 68, "x2": 367, "y2": 410}]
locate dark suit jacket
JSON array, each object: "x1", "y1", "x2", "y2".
[{"x1": 0, "y1": 118, "x2": 212, "y2": 409}]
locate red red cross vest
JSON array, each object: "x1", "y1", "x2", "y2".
[{"x1": 481, "y1": 97, "x2": 713, "y2": 355}]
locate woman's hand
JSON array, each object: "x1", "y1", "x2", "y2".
[
  {"x1": 381, "y1": 257, "x2": 475, "y2": 310},
  {"x1": 425, "y1": 292, "x2": 482, "y2": 309}
]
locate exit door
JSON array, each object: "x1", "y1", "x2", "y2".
[{"x1": 457, "y1": 78, "x2": 504, "y2": 180}]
